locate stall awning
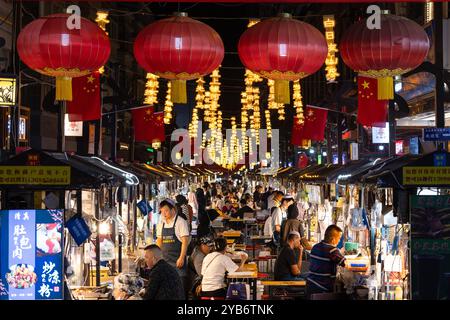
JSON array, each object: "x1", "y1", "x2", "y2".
[
  {"x1": 139, "y1": 163, "x2": 175, "y2": 179},
  {"x1": 72, "y1": 155, "x2": 140, "y2": 186},
  {"x1": 325, "y1": 160, "x2": 372, "y2": 184},
  {"x1": 298, "y1": 164, "x2": 340, "y2": 183},
  {"x1": 0, "y1": 149, "x2": 118, "y2": 189},
  {"x1": 362, "y1": 153, "x2": 432, "y2": 188}
]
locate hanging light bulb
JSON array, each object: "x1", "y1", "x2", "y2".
[
  {"x1": 293, "y1": 80, "x2": 304, "y2": 124},
  {"x1": 143, "y1": 73, "x2": 159, "y2": 105},
  {"x1": 164, "y1": 81, "x2": 173, "y2": 124},
  {"x1": 265, "y1": 110, "x2": 272, "y2": 139}
]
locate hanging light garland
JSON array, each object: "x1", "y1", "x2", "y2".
[
  {"x1": 189, "y1": 77, "x2": 206, "y2": 138},
  {"x1": 293, "y1": 80, "x2": 304, "y2": 125},
  {"x1": 268, "y1": 79, "x2": 285, "y2": 120},
  {"x1": 143, "y1": 73, "x2": 159, "y2": 105},
  {"x1": 95, "y1": 10, "x2": 110, "y2": 75},
  {"x1": 189, "y1": 107, "x2": 199, "y2": 138},
  {"x1": 163, "y1": 81, "x2": 173, "y2": 124},
  {"x1": 265, "y1": 109, "x2": 272, "y2": 138}
]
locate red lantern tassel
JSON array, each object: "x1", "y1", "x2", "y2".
[
  {"x1": 55, "y1": 77, "x2": 73, "y2": 101},
  {"x1": 274, "y1": 79, "x2": 290, "y2": 104},
  {"x1": 170, "y1": 80, "x2": 187, "y2": 104}
]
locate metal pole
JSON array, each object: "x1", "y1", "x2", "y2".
[
  {"x1": 337, "y1": 107, "x2": 343, "y2": 165},
  {"x1": 132, "y1": 186, "x2": 137, "y2": 252},
  {"x1": 118, "y1": 192, "x2": 123, "y2": 273},
  {"x1": 61, "y1": 102, "x2": 66, "y2": 152},
  {"x1": 327, "y1": 124, "x2": 332, "y2": 164},
  {"x1": 111, "y1": 105, "x2": 117, "y2": 161},
  {"x1": 95, "y1": 190, "x2": 101, "y2": 286},
  {"x1": 109, "y1": 187, "x2": 116, "y2": 274},
  {"x1": 435, "y1": 2, "x2": 446, "y2": 150},
  {"x1": 389, "y1": 100, "x2": 397, "y2": 157}
]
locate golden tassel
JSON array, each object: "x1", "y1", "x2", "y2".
[
  {"x1": 274, "y1": 79, "x2": 290, "y2": 104},
  {"x1": 301, "y1": 139, "x2": 311, "y2": 148},
  {"x1": 170, "y1": 79, "x2": 187, "y2": 104},
  {"x1": 377, "y1": 77, "x2": 394, "y2": 100},
  {"x1": 55, "y1": 76, "x2": 72, "y2": 101}
]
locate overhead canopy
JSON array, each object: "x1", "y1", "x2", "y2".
[
  {"x1": 363, "y1": 151, "x2": 449, "y2": 188},
  {"x1": 324, "y1": 160, "x2": 372, "y2": 184},
  {"x1": 72, "y1": 155, "x2": 140, "y2": 186},
  {"x1": 0, "y1": 149, "x2": 117, "y2": 189}
]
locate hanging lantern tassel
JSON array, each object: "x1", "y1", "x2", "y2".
[
  {"x1": 377, "y1": 76, "x2": 394, "y2": 100},
  {"x1": 170, "y1": 79, "x2": 187, "y2": 104},
  {"x1": 274, "y1": 79, "x2": 290, "y2": 104},
  {"x1": 301, "y1": 139, "x2": 311, "y2": 148},
  {"x1": 55, "y1": 76, "x2": 73, "y2": 101}
]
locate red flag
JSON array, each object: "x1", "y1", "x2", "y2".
[
  {"x1": 133, "y1": 106, "x2": 154, "y2": 142},
  {"x1": 67, "y1": 72, "x2": 101, "y2": 121},
  {"x1": 357, "y1": 76, "x2": 388, "y2": 128},
  {"x1": 151, "y1": 111, "x2": 166, "y2": 142},
  {"x1": 132, "y1": 107, "x2": 165, "y2": 143},
  {"x1": 291, "y1": 106, "x2": 328, "y2": 146},
  {"x1": 302, "y1": 106, "x2": 328, "y2": 141}
]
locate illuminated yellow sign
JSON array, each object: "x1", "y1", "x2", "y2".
[
  {"x1": 0, "y1": 166, "x2": 71, "y2": 185},
  {"x1": 403, "y1": 166, "x2": 450, "y2": 185},
  {"x1": 323, "y1": 15, "x2": 340, "y2": 83}
]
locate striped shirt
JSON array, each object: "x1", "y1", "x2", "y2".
[{"x1": 307, "y1": 241, "x2": 346, "y2": 292}]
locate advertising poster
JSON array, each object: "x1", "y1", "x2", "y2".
[
  {"x1": 411, "y1": 196, "x2": 450, "y2": 300},
  {"x1": 0, "y1": 210, "x2": 64, "y2": 300}
]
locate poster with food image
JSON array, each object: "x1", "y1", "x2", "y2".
[
  {"x1": 0, "y1": 209, "x2": 63, "y2": 300},
  {"x1": 36, "y1": 223, "x2": 62, "y2": 256}
]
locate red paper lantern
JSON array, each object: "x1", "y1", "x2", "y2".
[
  {"x1": 17, "y1": 14, "x2": 110, "y2": 101},
  {"x1": 134, "y1": 12, "x2": 224, "y2": 104},
  {"x1": 238, "y1": 13, "x2": 327, "y2": 103},
  {"x1": 340, "y1": 14, "x2": 429, "y2": 99},
  {"x1": 297, "y1": 153, "x2": 309, "y2": 169}
]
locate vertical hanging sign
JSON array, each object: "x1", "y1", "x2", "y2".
[
  {"x1": 323, "y1": 15, "x2": 340, "y2": 83},
  {"x1": 0, "y1": 210, "x2": 64, "y2": 300}
]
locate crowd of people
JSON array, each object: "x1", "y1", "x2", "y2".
[{"x1": 126, "y1": 179, "x2": 347, "y2": 300}]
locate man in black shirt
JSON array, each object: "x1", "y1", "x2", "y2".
[
  {"x1": 253, "y1": 185, "x2": 263, "y2": 209},
  {"x1": 274, "y1": 231, "x2": 304, "y2": 281},
  {"x1": 142, "y1": 244, "x2": 185, "y2": 300},
  {"x1": 230, "y1": 197, "x2": 254, "y2": 230}
]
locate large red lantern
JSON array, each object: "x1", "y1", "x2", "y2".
[
  {"x1": 17, "y1": 14, "x2": 110, "y2": 101},
  {"x1": 238, "y1": 13, "x2": 328, "y2": 104},
  {"x1": 134, "y1": 12, "x2": 224, "y2": 104},
  {"x1": 340, "y1": 14, "x2": 429, "y2": 100}
]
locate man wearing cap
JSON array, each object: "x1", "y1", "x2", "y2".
[
  {"x1": 156, "y1": 199, "x2": 190, "y2": 296},
  {"x1": 189, "y1": 236, "x2": 214, "y2": 276},
  {"x1": 274, "y1": 231, "x2": 304, "y2": 281}
]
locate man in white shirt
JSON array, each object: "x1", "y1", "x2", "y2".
[
  {"x1": 201, "y1": 237, "x2": 247, "y2": 298},
  {"x1": 272, "y1": 196, "x2": 294, "y2": 245},
  {"x1": 156, "y1": 199, "x2": 190, "y2": 295}
]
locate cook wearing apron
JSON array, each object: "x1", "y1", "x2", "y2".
[{"x1": 161, "y1": 214, "x2": 187, "y2": 277}]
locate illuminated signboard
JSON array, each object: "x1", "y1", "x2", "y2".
[
  {"x1": 372, "y1": 123, "x2": 390, "y2": 144},
  {"x1": 0, "y1": 210, "x2": 63, "y2": 300},
  {"x1": 323, "y1": 15, "x2": 339, "y2": 83},
  {"x1": 0, "y1": 166, "x2": 70, "y2": 185}
]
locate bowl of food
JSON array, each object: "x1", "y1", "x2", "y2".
[{"x1": 6, "y1": 264, "x2": 37, "y2": 289}]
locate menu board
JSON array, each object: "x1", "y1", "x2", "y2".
[{"x1": 0, "y1": 210, "x2": 64, "y2": 300}]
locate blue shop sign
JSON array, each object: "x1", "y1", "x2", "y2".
[
  {"x1": 0, "y1": 210, "x2": 64, "y2": 300},
  {"x1": 423, "y1": 128, "x2": 450, "y2": 141}
]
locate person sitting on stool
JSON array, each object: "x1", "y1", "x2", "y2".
[
  {"x1": 274, "y1": 231, "x2": 305, "y2": 281},
  {"x1": 306, "y1": 225, "x2": 346, "y2": 297}
]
